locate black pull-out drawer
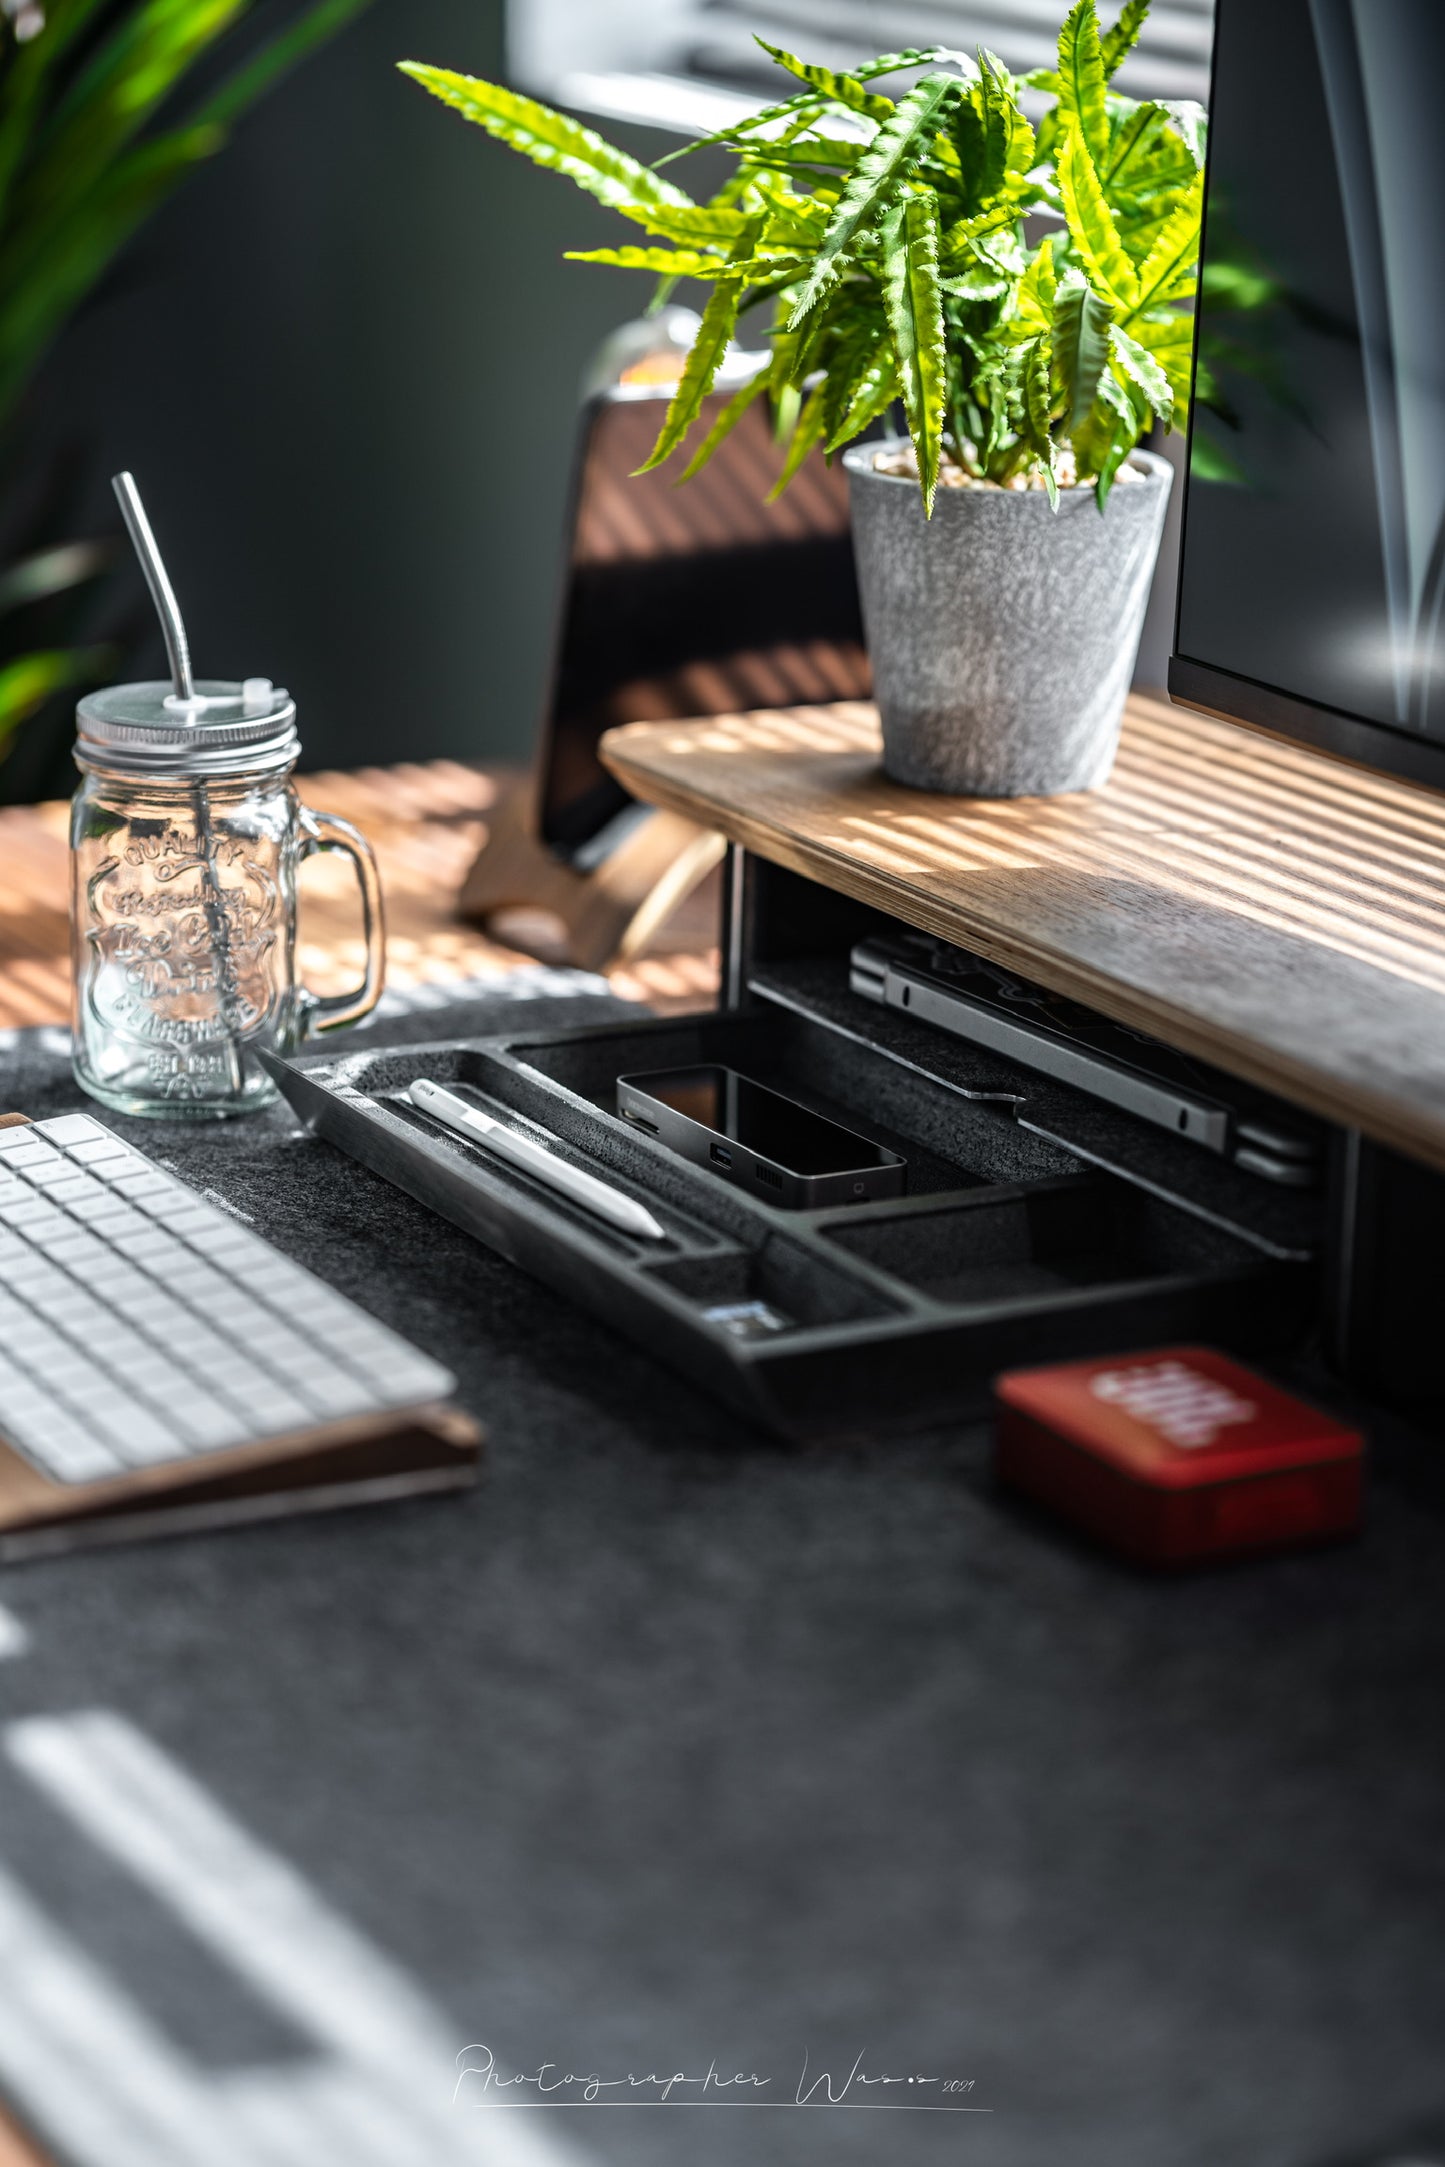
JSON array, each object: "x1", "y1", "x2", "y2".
[{"x1": 266, "y1": 983, "x2": 1317, "y2": 1439}]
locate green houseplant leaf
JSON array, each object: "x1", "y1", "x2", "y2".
[
  {"x1": 1055, "y1": 0, "x2": 1110, "y2": 164},
  {"x1": 788, "y1": 69, "x2": 961, "y2": 323},
  {"x1": 403, "y1": 0, "x2": 1203, "y2": 514},
  {"x1": 397, "y1": 64, "x2": 692, "y2": 214},
  {"x1": 881, "y1": 194, "x2": 947, "y2": 513},
  {"x1": 1057, "y1": 123, "x2": 1140, "y2": 308},
  {"x1": 1101, "y1": 0, "x2": 1151, "y2": 79}
]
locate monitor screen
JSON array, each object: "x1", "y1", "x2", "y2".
[{"x1": 1174, "y1": 0, "x2": 1445, "y2": 781}]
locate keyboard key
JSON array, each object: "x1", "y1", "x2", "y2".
[
  {"x1": 201, "y1": 1351, "x2": 266, "y2": 1395},
  {"x1": 137, "y1": 1191, "x2": 201, "y2": 1221},
  {"x1": 234, "y1": 1382, "x2": 313, "y2": 1432},
  {"x1": 2, "y1": 1409, "x2": 120, "y2": 1485},
  {"x1": 296, "y1": 1373, "x2": 376, "y2": 1420},
  {"x1": 34, "y1": 1115, "x2": 107, "y2": 1147},
  {"x1": 65, "y1": 1137, "x2": 132, "y2": 1165},
  {"x1": 0, "y1": 1195, "x2": 52, "y2": 1226},
  {"x1": 5, "y1": 1321, "x2": 70, "y2": 1365},
  {"x1": 169, "y1": 1393, "x2": 249, "y2": 1451},
  {"x1": 103, "y1": 1165, "x2": 165, "y2": 1192},
  {"x1": 183, "y1": 1223, "x2": 263, "y2": 1261},
  {"x1": 29, "y1": 1224, "x2": 98, "y2": 1258},
  {"x1": 0, "y1": 1131, "x2": 46, "y2": 1158},
  {"x1": 362, "y1": 1354, "x2": 456, "y2": 1405},
  {"x1": 67, "y1": 1193, "x2": 136, "y2": 1225},
  {"x1": 15, "y1": 1157, "x2": 80, "y2": 1188},
  {"x1": 92, "y1": 1403, "x2": 188, "y2": 1466},
  {"x1": 53, "y1": 1173, "x2": 106, "y2": 1204},
  {"x1": 127, "y1": 1227, "x2": 189, "y2": 1265},
  {"x1": 4, "y1": 1142, "x2": 63, "y2": 1174}
]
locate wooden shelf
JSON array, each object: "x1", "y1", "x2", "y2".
[{"x1": 602, "y1": 694, "x2": 1445, "y2": 1173}]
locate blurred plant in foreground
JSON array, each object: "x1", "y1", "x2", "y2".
[{"x1": 0, "y1": 0, "x2": 373, "y2": 774}]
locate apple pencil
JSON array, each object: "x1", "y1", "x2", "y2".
[{"x1": 407, "y1": 1077, "x2": 667, "y2": 1243}]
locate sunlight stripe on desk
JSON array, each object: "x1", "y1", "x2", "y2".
[
  {"x1": 3, "y1": 1712, "x2": 586, "y2": 2167},
  {"x1": 0, "y1": 1866, "x2": 255, "y2": 2167}
]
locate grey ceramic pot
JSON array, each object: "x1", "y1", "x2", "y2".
[{"x1": 843, "y1": 441, "x2": 1172, "y2": 796}]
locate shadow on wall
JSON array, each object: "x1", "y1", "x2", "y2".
[{"x1": 15, "y1": 0, "x2": 1182, "y2": 795}]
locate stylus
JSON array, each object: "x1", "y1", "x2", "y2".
[{"x1": 407, "y1": 1078, "x2": 667, "y2": 1242}]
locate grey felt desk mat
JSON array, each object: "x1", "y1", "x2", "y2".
[{"x1": 0, "y1": 985, "x2": 1442, "y2": 2167}]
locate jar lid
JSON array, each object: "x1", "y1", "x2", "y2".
[{"x1": 75, "y1": 678, "x2": 298, "y2": 778}]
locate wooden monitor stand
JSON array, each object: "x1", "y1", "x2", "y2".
[
  {"x1": 600, "y1": 692, "x2": 1445, "y2": 1401},
  {"x1": 600, "y1": 693, "x2": 1445, "y2": 1168},
  {"x1": 457, "y1": 773, "x2": 724, "y2": 974}
]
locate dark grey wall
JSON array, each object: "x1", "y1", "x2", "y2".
[{"x1": 19, "y1": 0, "x2": 693, "y2": 786}]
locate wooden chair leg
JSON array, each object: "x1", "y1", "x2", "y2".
[{"x1": 457, "y1": 778, "x2": 724, "y2": 974}]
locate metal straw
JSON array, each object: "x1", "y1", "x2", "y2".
[
  {"x1": 111, "y1": 471, "x2": 195, "y2": 704},
  {"x1": 111, "y1": 472, "x2": 244, "y2": 1095}
]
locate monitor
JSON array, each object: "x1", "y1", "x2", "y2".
[{"x1": 1171, "y1": 0, "x2": 1445, "y2": 792}]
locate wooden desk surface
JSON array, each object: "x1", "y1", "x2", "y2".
[
  {"x1": 602, "y1": 695, "x2": 1445, "y2": 1173},
  {"x1": 0, "y1": 762, "x2": 719, "y2": 1032}
]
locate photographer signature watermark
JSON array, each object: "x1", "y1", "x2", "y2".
[{"x1": 455, "y1": 2044, "x2": 989, "y2": 2111}]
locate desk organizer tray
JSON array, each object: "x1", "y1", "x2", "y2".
[{"x1": 267, "y1": 989, "x2": 1317, "y2": 1440}]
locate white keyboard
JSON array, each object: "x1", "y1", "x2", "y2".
[{"x1": 0, "y1": 1114, "x2": 456, "y2": 1488}]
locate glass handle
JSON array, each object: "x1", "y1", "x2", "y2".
[{"x1": 296, "y1": 805, "x2": 386, "y2": 1035}]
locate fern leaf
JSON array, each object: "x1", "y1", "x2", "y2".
[
  {"x1": 746, "y1": 174, "x2": 832, "y2": 245},
  {"x1": 1019, "y1": 334, "x2": 1060, "y2": 504},
  {"x1": 651, "y1": 93, "x2": 822, "y2": 170},
  {"x1": 636, "y1": 227, "x2": 761, "y2": 471},
  {"x1": 613, "y1": 203, "x2": 755, "y2": 244},
  {"x1": 741, "y1": 139, "x2": 864, "y2": 174},
  {"x1": 939, "y1": 201, "x2": 1019, "y2": 267},
  {"x1": 1052, "y1": 268, "x2": 1115, "y2": 432},
  {"x1": 679, "y1": 365, "x2": 770, "y2": 479},
  {"x1": 1102, "y1": 101, "x2": 1170, "y2": 189},
  {"x1": 1100, "y1": 0, "x2": 1150, "y2": 80},
  {"x1": 566, "y1": 247, "x2": 728, "y2": 275},
  {"x1": 398, "y1": 65, "x2": 692, "y2": 211},
  {"x1": 1057, "y1": 124, "x2": 1140, "y2": 307},
  {"x1": 952, "y1": 58, "x2": 1013, "y2": 211},
  {"x1": 768, "y1": 380, "x2": 829, "y2": 500},
  {"x1": 855, "y1": 48, "x2": 979, "y2": 81},
  {"x1": 1088, "y1": 370, "x2": 1151, "y2": 506},
  {"x1": 1160, "y1": 100, "x2": 1208, "y2": 170},
  {"x1": 1055, "y1": 0, "x2": 1109, "y2": 165},
  {"x1": 1013, "y1": 235, "x2": 1058, "y2": 335},
  {"x1": 753, "y1": 39, "x2": 894, "y2": 122},
  {"x1": 1109, "y1": 323, "x2": 1173, "y2": 422},
  {"x1": 789, "y1": 71, "x2": 960, "y2": 324},
  {"x1": 1129, "y1": 311, "x2": 1196, "y2": 411},
  {"x1": 881, "y1": 195, "x2": 948, "y2": 514},
  {"x1": 1128, "y1": 173, "x2": 1203, "y2": 314},
  {"x1": 821, "y1": 320, "x2": 887, "y2": 441},
  {"x1": 939, "y1": 270, "x2": 1009, "y2": 301},
  {"x1": 825, "y1": 335, "x2": 898, "y2": 450}
]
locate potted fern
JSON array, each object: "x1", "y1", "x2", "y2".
[{"x1": 402, "y1": 0, "x2": 1203, "y2": 797}]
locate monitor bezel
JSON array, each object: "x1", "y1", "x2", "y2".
[{"x1": 1167, "y1": 0, "x2": 1445, "y2": 799}]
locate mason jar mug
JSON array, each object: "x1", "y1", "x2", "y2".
[{"x1": 70, "y1": 680, "x2": 383, "y2": 1118}]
